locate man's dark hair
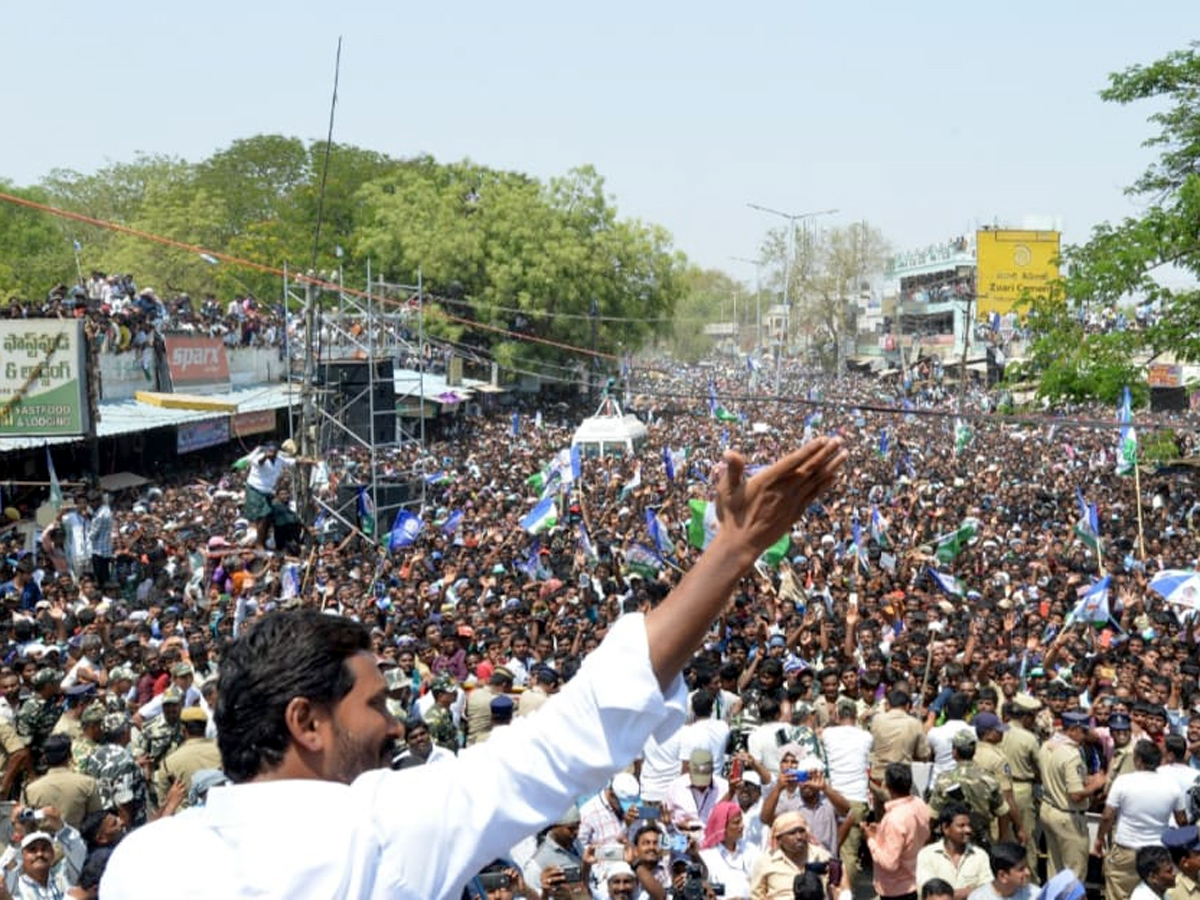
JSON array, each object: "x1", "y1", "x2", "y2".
[
  {"x1": 43, "y1": 733, "x2": 71, "y2": 767},
  {"x1": 1134, "y1": 739, "x2": 1162, "y2": 770},
  {"x1": 792, "y1": 871, "x2": 824, "y2": 900},
  {"x1": 938, "y1": 801, "x2": 971, "y2": 830},
  {"x1": 183, "y1": 717, "x2": 208, "y2": 738},
  {"x1": 884, "y1": 762, "x2": 912, "y2": 796},
  {"x1": 691, "y1": 689, "x2": 715, "y2": 719},
  {"x1": 216, "y1": 610, "x2": 370, "y2": 783},
  {"x1": 944, "y1": 692, "x2": 970, "y2": 721},
  {"x1": 921, "y1": 878, "x2": 955, "y2": 900},
  {"x1": 988, "y1": 841, "x2": 1026, "y2": 877},
  {"x1": 954, "y1": 739, "x2": 977, "y2": 761},
  {"x1": 757, "y1": 695, "x2": 781, "y2": 723},
  {"x1": 1136, "y1": 844, "x2": 1172, "y2": 883},
  {"x1": 488, "y1": 669, "x2": 513, "y2": 688},
  {"x1": 886, "y1": 688, "x2": 911, "y2": 709},
  {"x1": 1165, "y1": 734, "x2": 1188, "y2": 763}
]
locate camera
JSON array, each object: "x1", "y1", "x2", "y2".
[
  {"x1": 559, "y1": 865, "x2": 582, "y2": 883},
  {"x1": 478, "y1": 872, "x2": 511, "y2": 891},
  {"x1": 17, "y1": 809, "x2": 44, "y2": 824},
  {"x1": 671, "y1": 864, "x2": 708, "y2": 900},
  {"x1": 782, "y1": 769, "x2": 809, "y2": 783}
]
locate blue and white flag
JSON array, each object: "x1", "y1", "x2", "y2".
[
  {"x1": 441, "y1": 509, "x2": 465, "y2": 535},
  {"x1": 511, "y1": 412, "x2": 520, "y2": 437},
  {"x1": 928, "y1": 567, "x2": 965, "y2": 597},
  {"x1": 620, "y1": 464, "x2": 642, "y2": 501},
  {"x1": 46, "y1": 447, "x2": 62, "y2": 510},
  {"x1": 663, "y1": 446, "x2": 676, "y2": 483},
  {"x1": 579, "y1": 522, "x2": 598, "y2": 562},
  {"x1": 516, "y1": 539, "x2": 541, "y2": 581},
  {"x1": 646, "y1": 509, "x2": 673, "y2": 559},
  {"x1": 1116, "y1": 386, "x2": 1137, "y2": 476},
  {"x1": 1067, "y1": 576, "x2": 1112, "y2": 626},
  {"x1": 387, "y1": 508, "x2": 422, "y2": 551},
  {"x1": 520, "y1": 497, "x2": 558, "y2": 534},
  {"x1": 357, "y1": 488, "x2": 376, "y2": 538},
  {"x1": 570, "y1": 444, "x2": 582, "y2": 482}
]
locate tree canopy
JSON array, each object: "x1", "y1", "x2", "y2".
[
  {"x1": 0, "y1": 136, "x2": 688, "y2": 383},
  {"x1": 1022, "y1": 41, "x2": 1200, "y2": 404}
]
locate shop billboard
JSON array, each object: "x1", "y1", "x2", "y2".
[
  {"x1": 975, "y1": 229, "x2": 1060, "y2": 321},
  {"x1": 0, "y1": 320, "x2": 89, "y2": 437},
  {"x1": 164, "y1": 336, "x2": 231, "y2": 394}
]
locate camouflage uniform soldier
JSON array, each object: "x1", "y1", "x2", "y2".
[
  {"x1": 135, "y1": 687, "x2": 186, "y2": 771},
  {"x1": 928, "y1": 730, "x2": 1010, "y2": 847},
  {"x1": 16, "y1": 669, "x2": 63, "y2": 768},
  {"x1": 71, "y1": 703, "x2": 106, "y2": 772},
  {"x1": 82, "y1": 713, "x2": 149, "y2": 827},
  {"x1": 105, "y1": 666, "x2": 138, "y2": 716},
  {"x1": 424, "y1": 676, "x2": 460, "y2": 753}
]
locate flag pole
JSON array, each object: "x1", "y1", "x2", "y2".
[{"x1": 1133, "y1": 456, "x2": 1146, "y2": 561}]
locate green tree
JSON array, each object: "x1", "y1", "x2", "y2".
[
  {"x1": 1024, "y1": 42, "x2": 1200, "y2": 401},
  {"x1": 0, "y1": 182, "x2": 74, "y2": 300},
  {"x1": 670, "y1": 267, "x2": 740, "y2": 362}
]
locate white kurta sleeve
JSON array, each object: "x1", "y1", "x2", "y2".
[{"x1": 357, "y1": 612, "x2": 687, "y2": 899}]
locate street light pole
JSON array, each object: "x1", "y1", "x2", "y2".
[
  {"x1": 746, "y1": 204, "x2": 838, "y2": 392},
  {"x1": 729, "y1": 255, "x2": 764, "y2": 352}
]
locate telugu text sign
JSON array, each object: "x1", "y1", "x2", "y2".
[
  {"x1": 163, "y1": 336, "x2": 230, "y2": 394},
  {"x1": 975, "y1": 230, "x2": 1060, "y2": 321},
  {"x1": 0, "y1": 321, "x2": 88, "y2": 437}
]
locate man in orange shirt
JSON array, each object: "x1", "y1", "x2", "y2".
[{"x1": 863, "y1": 762, "x2": 931, "y2": 900}]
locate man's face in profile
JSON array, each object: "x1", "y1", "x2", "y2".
[{"x1": 321, "y1": 652, "x2": 403, "y2": 784}]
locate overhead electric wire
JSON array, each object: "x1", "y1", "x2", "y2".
[{"x1": 0, "y1": 190, "x2": 619, "y2": 363}]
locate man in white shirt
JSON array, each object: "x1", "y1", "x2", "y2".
[
  {"x1": 101, "y1": 437, "x2": 847, "y2": 899},
  {"x1": 822, "y1": 698, "x2": 874, "y2": 887},
  {"x1": 638, "y1": 727, "x2": 683, "y2": 803},
  {"x1": 928, "y1": 692, "x2": 975, "y2": 778},
  {"x1": 1095, "y1": 740, "x2": 1187, "y2": 900},
  {"x1": 917, "y1": 803, "x2": 993, "y2": 899},
  {"x1": 241, "y1": 441, "x2": 310, "y2": 550},
  {"x1": 676, "y1": 690, "x2": 730, "y2": 775},
  {"x1": 1129, "y1": 845, "x2": 1178, "y2": 900}
]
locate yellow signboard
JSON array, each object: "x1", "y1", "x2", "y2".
[{"x1": 975, "y1": 229, "x2": 1060, "y2": 320}]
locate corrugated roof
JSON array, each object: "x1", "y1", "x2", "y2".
[{"x1": 0, "y1": 383, "x2": 299, "y2": 453}]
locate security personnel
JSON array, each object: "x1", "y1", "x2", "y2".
[
  {"x1": 23, "y1": 734, "x2": 102, "y2": 828},
  {"x1": 928, "y1": 730, "x2": 1013, "y2": 848},
  {"x1": 154, "y1": 707, "x2": 222, "y2": 809},
  {"x1": 16, "y1": 669, "x2": 63, "y2": 768},
  {"x1": 1038, "y1": 709, "x2": 1106, "y2": 880},
  {"x1": 1001, "y1": 692, "x2": 1043, "y2": 873},
  {"x1": 82, "y1": 713, "x2": 149, "y2": 827},
  {"x1": 1163, "y1": 824, "x2": 1200, "y2": 900},
  {"x1": 424, "y1": 675, "x2": 461, "y2": 753},
  {"x1": 972, "y1": 712, "x2": 1025, "y2": 845},
  {"x1": 1106, "y1": 712, "x2": 1136, "y2": 789},
  {"x1": 71, "y1": 703, "x2": 106, "y2": 772}
]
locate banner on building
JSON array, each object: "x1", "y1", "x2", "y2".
[
  {"x1": 231, "y1": 409, "x2": 276, "y2": 437},
  {"x1": 975, "y1": 229, "x2": 1060, "y2": 321},
  {"x1": 0, "y1": 321, "x2": 89, "y2": 437},
  {"x1": 177, "y1": 418, "x2": 230, "y2": 454},
  {"x1": 164, "y1": 336, "x2": 230, "y2": 394}
]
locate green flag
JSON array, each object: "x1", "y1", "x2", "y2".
[
  {"x1": 760, "y1": 531, "x2": 791, "y2": 569},
  {"x1": 687, "y1": 499, "x2": 718, "y2": 550},
  {"x1": 713, "y1": 406, "x2": 740, "y2": 423},
  {"x1": 934, "y1": 517, "x2": 980, "y2": 564}
]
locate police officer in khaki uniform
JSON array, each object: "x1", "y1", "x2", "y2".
[
  {"x1": 972, "y1": 712, "x2": 1024, "y2": 845},
  {"x1": 1163, "y1": 824, "x2": 1200, "y2": 900},
  {"x1": 1105, "y1": 712, "x2": 1135, "y2": 790},
  {"x1": 868, "y1": 688, "x2": 930, "y2": 806},
  {"x1": 22, "y1": 734, "x2": 102, "y2": 828},
  {"x1": 154, "y1": 707, "x2": 222, "y2": 809},
  {"x1": 1001, "y1": 692, "x2": 1043, "y2": 873},
  {"x1": 1038, "y1": 709, "x2": 1106, "y2": 880}
]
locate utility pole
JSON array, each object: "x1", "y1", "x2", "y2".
[
  {"x1": 746, "y1": 204, "x2": 838, "y2": 394},
  {"x1": 297, "y1": 275, "x2": 317, "y2": 524}
]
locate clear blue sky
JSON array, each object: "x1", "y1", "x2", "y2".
[{"x1": 2, "y1": 1, "x2": 1188, "y2": 281}]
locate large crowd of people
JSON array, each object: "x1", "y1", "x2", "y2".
[{"x1": 2, "y1": 347, "x2": 1200, "y2": 899}]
